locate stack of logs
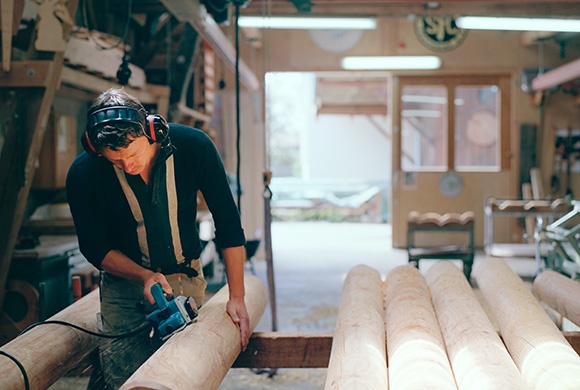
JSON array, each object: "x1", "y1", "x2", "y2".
[
  {"x1": 326, "y1": 260, "x2": 580, "y2": 389},
  {"x1": 2, "y1": 261, "x2": 580, "y2": 389}
]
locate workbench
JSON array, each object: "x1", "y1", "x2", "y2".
[{"x1": 484, "y1": 197, "x2": 570, "y2": 272}]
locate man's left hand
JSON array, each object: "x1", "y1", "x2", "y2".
[{"x1": 226, "y1": 297, "x2": 250, "y2": 351}]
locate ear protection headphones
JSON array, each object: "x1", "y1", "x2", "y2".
[{"x1": 81, "y1": 106, "x2": 169, "y2": 157}]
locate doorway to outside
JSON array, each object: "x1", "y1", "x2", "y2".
[{"x1": 265, "y1": 71, "x2": 391, "y2": 224}]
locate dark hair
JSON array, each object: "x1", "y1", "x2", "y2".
[{"x1": 86, "y1": 88, "x2": 148, "y2": 152}]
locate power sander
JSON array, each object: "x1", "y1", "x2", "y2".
[{"x1": 146, "y1": 283, "x2": 198, "y2": 340}]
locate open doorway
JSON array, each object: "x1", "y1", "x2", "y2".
[{"x1": 265, "y1": 71, "x2": 391, "y2": 223}]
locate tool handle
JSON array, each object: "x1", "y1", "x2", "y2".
[{"x1": 151, "y1": 283, "x2": 168, "y2": 309}]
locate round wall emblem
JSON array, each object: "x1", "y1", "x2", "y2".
[{"x1": 414, "y1": 16, "x2": 468, "y2": 52}]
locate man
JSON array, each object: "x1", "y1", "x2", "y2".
[{"x1": 66, "y1": 88, "x2": 250, "y2": 389}]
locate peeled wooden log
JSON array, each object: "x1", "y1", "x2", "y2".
[
  {"x1": 475, "y1": 258, "x2": 580, "y2": 389},
  {"x1": 533, "y1": 269, "x2": 580, "y2": 328},
  {"x1": 426, "y1": 261, "x2": 526, "y2": 389},
  {"x1": 384, "y1": 265, "x2": 457, "y2": 389},
  {"x1": 325, "y1": 265, "x2": 388, "y2": 390},
  {"x1": 0, "y1": 289, "x2": 100, "y2": 390},
  {"x1": 121, "y1": 275, "x2": 268, "y2": 390}
]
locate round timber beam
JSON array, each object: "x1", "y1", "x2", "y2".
[
  {"x1": 384, "y1": 265, "x2": 457, "y2": 389},
  {"x1": 325, "y1": 264, "x2": 388, "y2": 390},
  {"x1": 475, "y1": 258, "x2": 580, "y2": 388},
  {"x1": 121, "y1": 275, "x2": 268, "y2": 390},
  {"x1": 426, "y1": 261, "x2": 526, "y2": 389}
]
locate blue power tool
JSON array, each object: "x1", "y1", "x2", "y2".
[{"x1": 146, "y1": 283, "x2": 198, "y2": 340}]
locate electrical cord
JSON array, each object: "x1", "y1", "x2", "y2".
[
  {"x1": 234, "y1": 2, "x2": 242, "y2": 215},
  {"x1": 0, "y1": 319, "x2": 151, "y2": 390},
  {"x1": 0, "y1": 350, "x2": 29, "y2": 390},
  {"x1": 81, "y1": 0, "x2": 132, "y2": 51}
]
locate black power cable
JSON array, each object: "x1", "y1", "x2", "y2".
[
  {"x1": 0, "y1": 320, "x2": 151, "y2": 390},
  {"x1": 234, "y1": 2, "x2": 242, "y2": 215}
]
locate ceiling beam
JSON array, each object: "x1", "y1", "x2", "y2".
[{"x1": 532, "y1": 57, "x2": 580, "y2": 91}]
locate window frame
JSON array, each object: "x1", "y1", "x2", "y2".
[{"x1": 397, "y1": 74, "x2": 511, "y2": 172}]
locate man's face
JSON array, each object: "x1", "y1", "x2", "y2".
[{"x1": 101, "y1": 136, "x2": 155, "y2": 175}]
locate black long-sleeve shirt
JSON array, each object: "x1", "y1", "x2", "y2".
[{"x1": 66, "y1": 124, "x2": 245, "y2": 271}]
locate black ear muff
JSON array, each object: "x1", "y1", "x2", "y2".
[
  {"x1": 87, "y1": 106, "x2": 143, "y2": 132},
  {"x1": 146, "y1": 114, "x2": 169, "y2": 144},
  {"x1": 81, "y1": 131, "x2": 101, "y2": 157}
]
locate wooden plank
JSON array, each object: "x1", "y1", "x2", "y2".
[
  {"x1": 121, "y1": 275, "x2": 268, "y2": 390},
  {"x1": 64, "y1": 31, "x2": 146, "y2": 89},
  {"x1": 60, "y1": 66, "x2": 170, "y2": 115},
  {"x1": 533, "y1": 270, "x2": 580, "y2": 328},
  {"x1": 233, "y1": 332, "x2": 333, "y2": 368},
  {"x1": 475, "y1": 258, "x2": 580, "y2": 388},
  {"x1": 0, "y1": 290, "x2": 100, "y2": 390},
  {"x1": 384, "y1": 265, "x2": 457, "y2": 389},
  {"x1": 426, "y1": 261, "x2": 526, "y2": 389},
  {"x1": 1, "y1": 0, "x2": 13, "y2": 72},
  {"x1": 0, "y1": 61, "x2": 53, "y2": 87},
  {"x1": 325, "y1": 265, "x2": 388, "y2": 389}
]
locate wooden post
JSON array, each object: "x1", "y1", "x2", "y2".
[
  {"x1": 121, "y1": 275, "x2": 268, "y2": 390},
  {"x1": 474, "y1": 258, "x2": 580, "y2": 388},
  {"x1": 325, "y1": 265, "x2": 388, "y2": 390},
  {"x1": 425, "y1": 261, "x2": 527, "y2": 389},
  {"x1": 533, "y1": 269, "x2": 580, "y2": 328},
  {"x1": 0, "y1": 289, "x2": 99, "y2": 390},
  {"x1": 384, "y1": 265, "x2": 457, "y2": 389}
]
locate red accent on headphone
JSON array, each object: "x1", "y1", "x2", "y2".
[
  {"x1": 84, "y1": 132, "x2": 101, "y2": 156},
  {"x1": 147, "y1": 115, "x2": 157, "y2": 142}
]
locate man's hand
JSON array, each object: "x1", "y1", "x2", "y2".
[
  {"x1": 226, "y1": 297, "x2": 250, "y2": 351},
  {"x1": 143, "y1": 272, "x2": 173, "y2": 305},
  {"x1": 101, "y1": 250, "x2": 173, "y2": 305}
]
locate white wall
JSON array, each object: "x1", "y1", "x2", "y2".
[{"x1": 307, "y1": 114, "x2": 391, "y2": 182}]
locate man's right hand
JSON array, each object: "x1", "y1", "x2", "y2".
[
  {"x1": 143, "y1": 273, "x2": 173, "y2": 305},
  {"x1": 100, "y1": 250, "x2": 173, "y2": 305}
]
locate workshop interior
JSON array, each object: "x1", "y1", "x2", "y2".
[{"x1": 1, "y1": 0, "x2": 580, "y2": 389}]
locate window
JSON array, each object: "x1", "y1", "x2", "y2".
[{"x1": 399, "y1": 75, "x2": 509, "y2": 172}]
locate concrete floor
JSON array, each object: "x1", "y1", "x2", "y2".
[{"x1": 49, "y1": 221, "x2": 538, "y2": 389}]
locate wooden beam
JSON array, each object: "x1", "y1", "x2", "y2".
[
  {"x1": 384, "y1": 265, "x2": 457, "y2": 389},
  {"x1": 426, "y1": 261, "x2": 527, "y2": 389},
  {"x1": 233, "y1": 332, "x2": 332, "y2": 368},
  {"x1": 121, "y1": 275, "x2": 268, "y2": 390},
  {"x1": 1, "y1": 0, "x2": 13, "y2": 72},
  {"x1": 317, "y1": 104, "x2": 387, "y2": 116},
  {"x1": 474, "y1": 258, "x2": 580, "y2": 388},
  {"x1": 0, "y1": 61, "x2": 54, "y2": 87},
  {"x1": 0, "y1": 0, "x2": 79, "y2": 313},
  {"x1": 533, "y1": 270, "x2": 580, "y2": 328},
  {"x1": 0, "y1": 290, "x2": 100, "y2": 390},
  {"x1": 532, "y1": 58, "x2": 580, "y2": 92},
  {"x1": 325, "y1": 265, "x2": 388, "y2": 389}
]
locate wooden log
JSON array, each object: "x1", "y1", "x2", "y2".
[
  {"x1": 384, "y1": 265, "x2": 457, "y2": 389},
  {"x1": 474, "y1": 258, "x2": 580, "y2": 389},
  {"x1": 121, "y1": 275, "x2": 268, "y2": 390},
  {"x1": 426, "y1": 261, "x2": 527, "y2": 389},
  {"x1": 533, "y1": 269, "x2": 580, "y2": 328},
  {"x1": 0, "y1": 289, "x2": 100, "y2": 390},
  {"x1": 325, "y1": 265, "x2": 388, "y2": 390}
]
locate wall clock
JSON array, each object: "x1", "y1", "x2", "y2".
[
  {"x1": 439, "y1": 172, "x2": 464, "y2": 197},
  {"x1": 414, "y1": 16, "x2": 468, "y2": 52}
]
